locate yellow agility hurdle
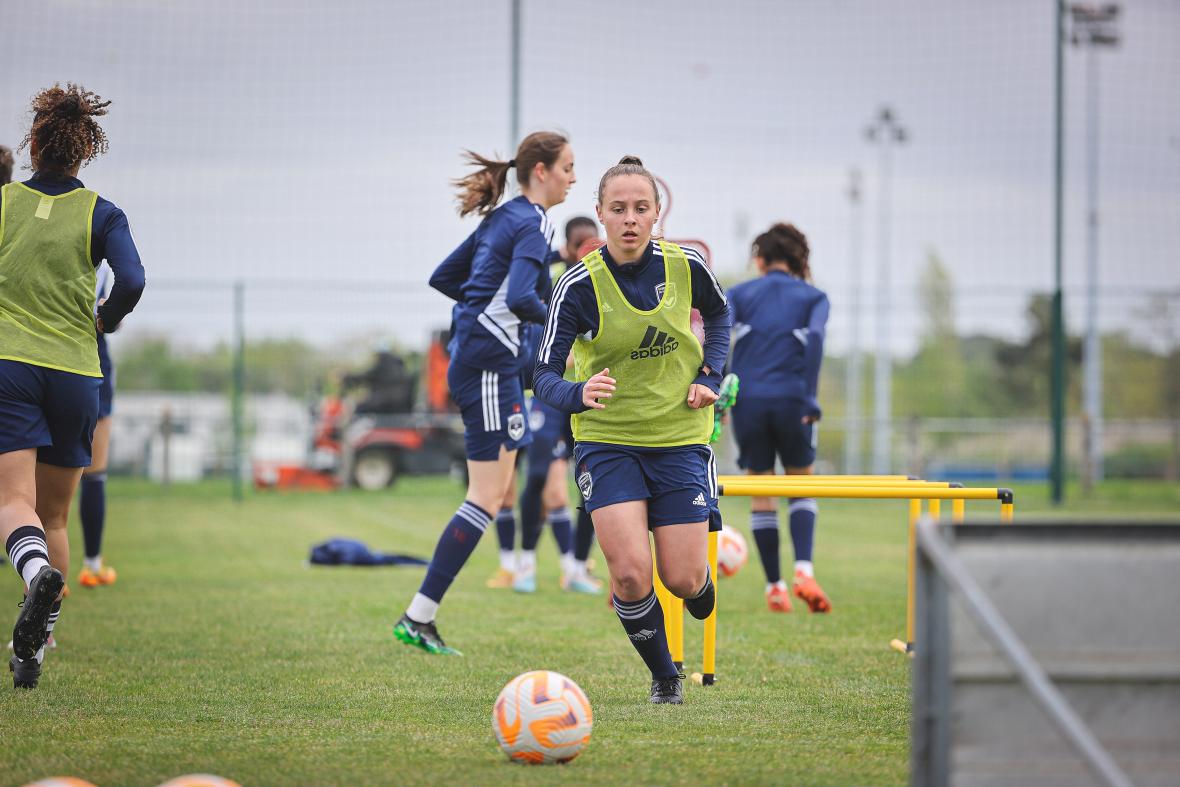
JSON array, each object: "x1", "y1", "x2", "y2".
[{"x1": 657, "y1": 477, "x2": 1015, "y2": 684}]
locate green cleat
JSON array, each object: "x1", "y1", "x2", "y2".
[{"x1": 393, "y1": 614, "x2": 462, "y2": 656}]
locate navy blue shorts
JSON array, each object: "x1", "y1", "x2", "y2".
[
  {"x1": 731, "y1": 396, "x2": 817, "y2": 471},
  {"x1": 573, "y1": 442, "x2": 721, "y2": 530},
  {"x1": 525, "y1": 397, "x2": 572, "y2": 478},
  {"x1": 0, "y1": 359, "x2": 101, "y2": 467},
  {"x1": 447, "y1": 360, "x2": 531, "y2": 461},
  {"x1": 97, "y1": 333, "x2": 115, "y2": 418}
]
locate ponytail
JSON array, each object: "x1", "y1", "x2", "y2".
[{"x1": 452, "y1": 130, "x2": 569, "y2": 218}]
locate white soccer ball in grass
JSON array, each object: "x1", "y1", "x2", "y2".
[
  {"x1": 493, "y1": 670, "x2": 593, "y2": 764},
  {"x1": 717, "y1": 525, "x2": 749, "y2": 578},
  {"x1": 157, "y1": 776, "x2": 241, "y2": 787}
]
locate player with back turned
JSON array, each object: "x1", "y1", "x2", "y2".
[
  {"x1": 727, "y1": 223, "x2": 832, "y2": 614},
  {"x1": 534, "y1": 156, "x2": 731, "y2": 704},
  {"x1": 0, "y1": 84, "x2": 145, "y2": 688},
  {"x1": 392, "y1": 132, "x2": 575, "y2": 656}
]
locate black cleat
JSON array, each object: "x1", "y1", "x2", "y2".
[
  {"x1": 684, "y1": 570, "x2": 715, "y2": 621},
  {"x1": 650, "y1": 673, "x2": 685, "y2": 704},
  {"x1": 10, "y1": 654, "x2": 42, "y2": 689},
  {"x1": 12, "y1": 566, "x2": 63, "y2": 662}
]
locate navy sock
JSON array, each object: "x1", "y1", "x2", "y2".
[
  {"x1": 80, "y1": 473, "x2": 107, "y2": 560},
  {"x1": 417, "y1": 501, "x2": 492, "y2": 603},
  {"x1": 548, "y1": 507, "x2": 572, "y2": 555},
  {"x1": 613, "y1": 589, "x2": 678, "y2": 680},
  {"x1": 788, "y1": 498, "x2": 817, "y2": 564},
  {"x1": 519, "y1": 475, "x2": 546, "y2": 551},
  {"x1": 750, "y1": 510, "x2": 781, "y2": 584},
  {"x1": 573, "y1": 501, "x2": 595, "y2": 561},
  {"x1": 494, "y1": 507, "x2": 515, "y2": 553}
]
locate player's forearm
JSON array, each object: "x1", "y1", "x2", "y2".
[
  {"x1": 694, "y1": 308, "x2": 731, "y2": 392},
  {"x1": 97, "y1": 227, "x2": 145, "y2": 332},
  {"x1": 533, "y1": 367, "x2": 588, "y2": 414}
]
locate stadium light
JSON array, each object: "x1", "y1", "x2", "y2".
[
  {"x1": 1071, "y1": 2, "x2": 1120, "y2": 488},
  {"x1": 864, "y1": 106, "x2": 908, "y2": 475},
  {"x1": 845, "y1": 168, "x2": 865, "y2": 474}
]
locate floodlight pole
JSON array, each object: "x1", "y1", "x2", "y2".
[
  {"x1": 845, "y1": 169, "x2": 865, "y2": 474},
  {"x1": 1071, "y1": 3, "x2": 1120, "y2": 487},
  {"x1": 866, "y1": 107, "x2": 907, "y2": 475},
  {"x1": 509, "y1": 0, "x2": 522, "y2": 153},
  {"x1": 1051, "y1": 1, "x2": 1067, "y2": 505}
]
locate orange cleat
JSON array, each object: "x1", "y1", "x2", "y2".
[
  {"x1": 485, "y1": 567, "x2": 515, "y2": 589},
  {"x1": 78, "y1": 564, "x2": 117, "y2": 588},
  {"x1": 766, "y1": 584, "x2": 793, "y2": 613},
  {"x1": 792, "y1": 571, "x2": 831, "y2": 613}
]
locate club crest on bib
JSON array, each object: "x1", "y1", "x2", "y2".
[
  {"x1": 577, "y1": 469, "x2": 593, "y2": 500},
  {"x1": 507, "y1": 412, "x2": 526, "y2": 441},
  {"x1": 528, "y1": 407, "x2": 545, "y2": 432},
  {"x1": 655, "y1": 281, "x2": 677, "y2": 308}
]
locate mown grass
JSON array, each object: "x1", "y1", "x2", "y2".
[{"x1": 1, "y1": 477, "x2": 1174, "y2": 786}]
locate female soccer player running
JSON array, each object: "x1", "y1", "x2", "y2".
[
  {"x1": 534, "y1": 156, "x2": 731, "y2": 704},
  {"x1": 78, "y1": 262, "x2": 118, "y2": 589},
  {"x1": 393, "y1": 132, "x2": 575, "y2": 655},
  {"x1": 0, "y1": 84, "x2": 145, "y2": 688},
  {"x1": 727, "y1": 223, "x2": 831, "y2": 614}
]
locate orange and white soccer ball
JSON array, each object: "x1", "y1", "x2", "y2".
[
  {"x1": 23, "y1": 779, "x2": 98, "y2": 787},
  {"x1": 157, "y1": 776, "x2": 241, "y2": 787},
  {"x1": 493, "y1": 670, "x2": 593, "y2": 764},
  {"x1": 717, "y1": 525, "x2": 748, "y2": 578}
]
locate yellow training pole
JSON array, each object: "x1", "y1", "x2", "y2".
[
  {"x1": 654, "y1": 566, "x2": 677, "y2": 660},
  {"x1": 701, "y1": 528, "x2": 719, "y2": 685},
  {"x1": 889, "y1": 498, "x2": 922, "y2": 656},
  {"x1": 717, "y1": 474, "x2": 913, "y2": 484},
  {"x1": 952, "y1": 498, "x2": 966, "y2": 523},
  {"x1": 929, "y1": 498, "x2": 941, "y2": 519},
  {"x1": 1001, "y1": 502, "x2": 1014, "y2": 523},
  {"x1": 668, "y1": 594, "x2": 685, "y2": 669},
  {"x1": 720, "y1": 484, "x2": 1008, "y2": 501}
]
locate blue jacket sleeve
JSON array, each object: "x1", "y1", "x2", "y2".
[
  {"x1": 689, "y1": 259, "x2": 731, "y2": 392},
  {"x1": 532, "y1": 273, "x2": 596, "y2": 414},
  {"x1": 429, "y1": 230, "x2": 476, "y2": 302},
  {"x1": 505, "y1": 257, "x2": 548, "y2": 324},
  {"x1": 93, "y1": 204, "x2": 145, "y2": 332},
  {"x1": 800, "y1": 294, "x2": 829, "y2": 417}
]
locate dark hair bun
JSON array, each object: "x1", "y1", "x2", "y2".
[
  {"x1": 58, "y1": 93, "x2": 84, "y2": 119},
  {"x1": 618, "y1": 155, "x2": 643, "y2": 167}
]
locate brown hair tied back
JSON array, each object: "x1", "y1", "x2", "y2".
[
  {"x1": 752, "y1": 222, "x2": 811, "y2": 281},
  {"x1": 0, "y1": 145, "x2": 14, "y2": 186},
  {"x1": 20, "y1": 83, "x2": 111, "y2": 175},
  {"x1": 453, "y1": 130, "x2": 569, "y2": 218},
  {"x1": 596, "y1": 154, "x2": 659, "y2": 207}
]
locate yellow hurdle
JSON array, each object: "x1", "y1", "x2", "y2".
[{"x1": 654, "y1": 529, "x2": 718, "y2": 684}]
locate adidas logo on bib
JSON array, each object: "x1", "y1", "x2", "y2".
[{"x1": 631, "y1": 325, "x2": 679, "y2": 360}]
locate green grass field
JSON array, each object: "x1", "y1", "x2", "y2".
[{"x1": 2, "y1": 477, "x2": 1177, "y2": 786}]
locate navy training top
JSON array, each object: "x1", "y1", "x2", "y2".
[
  {"x1": 533, "y1": 240, "x2": 731, "y2": 414},
  {"x1": 2, "y1": 173, "x2": 145, "y2": 332},
  {"x1": 429, "y1": 195, "x2": 556, "y2": 375},
  {"x1": 728, "y1": 269, "x2": 828, "y2": 416}
]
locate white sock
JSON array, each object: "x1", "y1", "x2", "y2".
[
  {"x1": 84, "y1": 556, "x2": 102, "y2": 573},
  {"x1": 518, "y1": 550, "x2": 537, "y2": 575},
  {"x1": 766, "y1": 580, "x2": 787, "y2": 594},
  {"x1": 795, "y1": 560, "x2": 814, "y2": 578},
  {"x1": 498, "y1": 550, "x2": 516, "y2": 572},
  {"x1": 406, "y1": 593, "x2": 440, "y2": 624},
  {"x1": 560, "y1": 552, "x2": 577, "y2": 577}
]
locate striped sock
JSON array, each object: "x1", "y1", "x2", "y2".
[
  {"x1": 413, "y1": 501, "x2": 492, "y2": 617},
  {"x1": 789, "y1": 498, "x2": 818, "y2": 564},
  {"x1": 6, "y1": 526, "x2": 50, "y2": 588},
  {"x1": 613, "y1": 589, "x2": 678, "y2": 680},
  {"x1": 750, "y1": 510, "x2": 781, "y2": 585},
  {"x1": 548, "y1": 507, "x2": 572, "y2": 555},
  {"x1": 46, "y1": 600, "x2": 62, "y2": 642}
]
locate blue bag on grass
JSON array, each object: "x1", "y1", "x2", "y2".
[{"x1": 309, "y1": 538, "x2": 427, "y2": 567}]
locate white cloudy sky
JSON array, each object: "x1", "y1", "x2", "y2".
[{"x1": 3, "y1": 0, "x2": 1177, "y2": 355}]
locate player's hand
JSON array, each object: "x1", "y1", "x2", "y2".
[
  {"x1": 582, "y1": 368, "x2": 615, "y2": 410},
  {"x1": 96, "y1": 315, "x2": 106, "y2": 334},
  {"x1": 686, "y1": 384, "x2": 719, "y2": 409},
  {"x1": 801, "y1": 414, "x2": 819, "y2": 425}
]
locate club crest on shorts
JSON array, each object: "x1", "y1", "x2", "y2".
[
  {"x1": 507, "y1": 412, "x2": 525, "y2": 441},
  {"x1": 577, "y1": 469, "x2": 593, "y2": 500},
  {"x1": 528, "y1": 407, "x2": 545, "y2": 432}
]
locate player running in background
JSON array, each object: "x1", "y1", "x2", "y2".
[
  {"x1": 393, "y1": 132, "x2": 575, "y2": 656},
  {"x1": 514, "y1": 216, "x2": 602, "y2": 594},
  {"x1": 78, "y1": 262, "x2": 118, "y2": 589},
  {"x1": 0, "y1": 145, "x2": 13, "y2": 187},
  {"x1": 0, "y1": 84, "x2": 145, "y2": 687},
  {"x1": 534, "y1": 156, "x2": 731, "y2": 704},
  {"x1": 727, "y1": 223, "x2": 831, "y2": 614}
]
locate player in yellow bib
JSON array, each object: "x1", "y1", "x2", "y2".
[
  {"x1": 0, "y1": 84, "x2": 144, "y2": 688},
  {"x1": 533, "y1": 156, "x2": 731, "y2": 704}
]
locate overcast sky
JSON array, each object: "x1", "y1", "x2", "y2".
[{"x1": 3, "y1": 0, "x2": 1177, "y2": 356}]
